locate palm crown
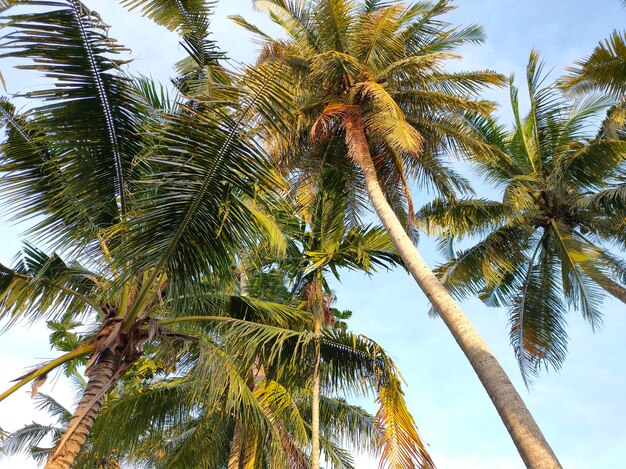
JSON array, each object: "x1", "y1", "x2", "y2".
[
  {"x1": 418, "y1": 52, "x2": 626, "y2": 382},
  {"x1": 235, "y1": 0, "x2": 504, "y2": 221},
  {"x1": 237, "y1": 2, "x2": 563, "y2": 465}
]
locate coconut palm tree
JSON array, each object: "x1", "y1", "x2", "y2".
[
  {"x1": 0, "y1": 1, "x2": 293, "y2": 467},
  {"x1": 2, "y1": 283, "x2": 315, "y2": 469},
  {"x1": 234, "y1": 1, "x2": 560, "y2": 466},
  {"x1": 77, "y1": 272, "x2": 432, "y2": 469},
  {"x1": 275, "y1": 168, "x2": 431, "y2": 468},
  {"x1": 417, "y1": 51, "x2": 626, "y2": 383}
]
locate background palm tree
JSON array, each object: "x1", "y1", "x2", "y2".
[
  {"x1": 275, "y1": 168, "x2": 432, "y2": 468},
  {"x1": 235, "y1": 1, "x2": 560, "y2": 466},
  {"x1": 35, "y1": 245, "x2": 431, "y2": 468},
  {"x1": 417, "y1": 51, "x2": 626, "y2": 383}
]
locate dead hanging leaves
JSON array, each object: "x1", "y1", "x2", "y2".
[{"x1": 31, "y1": 373, "x2": 47, "y2": 398}]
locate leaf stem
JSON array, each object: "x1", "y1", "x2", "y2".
[{"x1": 0, "y1": 344, "x2": 94, "y2": 402}]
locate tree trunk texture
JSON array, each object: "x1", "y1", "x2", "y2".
[
  {"x1": 311, "y1": 317, "x2": 321, "y2": 469},
  {"x1": 348, "y1": 120, "x2": 561, "y2": 469},
  {"x1": 228, "y1": 420, "x2": 244, "y2": 469},
  {"x1": 44, "y1": 350, "x2": 118, "y2": 469},
  {"x1": 599, "y1": 276, "x2": 626, "y2": 304}
]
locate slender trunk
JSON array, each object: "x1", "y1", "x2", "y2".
[
  {"x1": 44, "y1": 350, "x2": 118, "y2": 469},
  {"x1": 228, "y1": 264, "x2": 250, "y2": 469},
  {"x1": 599, "y1": 277, "x2": 626, "y2": 304},
  {"x1": 311, "y1": 317, "x2": 321, "y2": 469},
  {"x1": 228, "y1": 420, "x2": 244, "y2": 469},
  {"x1": 349, "y1": 122, "x2": 561, "y2": 469}
]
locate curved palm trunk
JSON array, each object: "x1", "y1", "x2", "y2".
[
  {"x1": 347, "y1": 122, "x2": 561, "y2": 469},
  {"x1": 599, "y1": 277, "x2": 626, "y2": 304},
  {"x1": 44, "y1": 350, "x2": 118, "y2": 469},
  {"x1": 311, "y1": 317, "x2": 321, "y2": 469}
]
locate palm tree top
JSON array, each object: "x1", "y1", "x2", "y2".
[
  {"x1": 235, "y1": 0, "x2": 506, "y2": 228},
  {"x1": 417, "y1": 51, "x2": 626, "y2": 383}
]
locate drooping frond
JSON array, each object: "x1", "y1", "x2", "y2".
[
  {"x1": 509, "y1": 235, "x2": 568, "y2": 385},
  {"x1": 317, "y1": 329, "x2": 433, "y2": 467},
  {"x1": 550, "y1": 221, "x2": 604, "y2": 327},
  {"x1": 0, "y1": 244, "x2": 103, "y2": 326},
  {"x1": 0, "y1": 0, "x2": 140, "y2": 237},
  {"x1": 375, "y1": 375, "x2": 434, "y2": 469}
]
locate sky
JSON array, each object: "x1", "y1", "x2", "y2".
[{"x1": 0, "y1": 1, "x2": 625, "y2": 468}]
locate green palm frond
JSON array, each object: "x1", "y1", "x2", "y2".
[
  {"x1": 319, "y1": 396, "x2": 376, "y2": 452},
  {"x1": 579, "y1": 179, "x2": 626, "y2": 215},
  {"x1": 120, "y1": 0, "x2": 214, "y2": 32},
  {"x1": 318, "y1": 436, "x2": 355, "y2": 468},
  {"x1": 556, "y1": 139, "x2": 626, "y2": 189},
  {"x1": 0, "y1": 422, "x2": 63, "y2": 465},
  {"x1": 431, "y1": 224, "x2": 530, "y2": 307},
  {"x1": 353, "y1": 3, "x2": 406, "y2": 70},
  {"x1": 416, "y1": 198, "x2": 506, "y2": 240},
  {"x1": 509, "y1": 235, "x2": 568, "y2": 385},
  {"x1": 561, "y1": 30, "x2": 626, "y2": 97},
  {"x1": 0, "y1": 393, "x2": 72, "y2": 464},
  {"x1": 313, "y1": 0, "x2": 354, "y2": 54},
  {"x1": 550, "y1": 221, "x2": 604, "y2": 326},
  {"x1": 1, "y1": 1, "x2": 140, "y2": 241},
  {"x1": 120, "y1": 106, "x2": 284, "y2": 307},
  {"x1": 0, "y1": 244, "x2": 103, "y2": 325}
]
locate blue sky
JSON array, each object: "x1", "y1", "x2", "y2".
[{"x1": 1, "y1": 1, "x2": 625, "y2": 468}]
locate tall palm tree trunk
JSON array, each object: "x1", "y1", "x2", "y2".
[
  {"x1": 311, "y1": 317, "x2": 321, "y2": 469},
  {"x1": 45, "y1": 350, "x2": 118, "y2": 469},
  {"x1": 599, "y1": 277, "x2": 626, "y2": 304},
  {"x1": 348, "y1": 122, "x2": 561, "y2": 469}
]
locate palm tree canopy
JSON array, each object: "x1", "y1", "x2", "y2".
[
  {"x1": 235, "y1": 0, "x2": 506, "y2": 225},
  {"x1": 0, "y1": 2, "x2": 301, "y2": 465},
  {"x1": 417, "y1": 51, "x2": 626, "y2": 383}
]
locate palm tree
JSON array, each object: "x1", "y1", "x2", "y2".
[
  {"x1": 76, "y1": 273, "x2": 432, "y2": 469},
  {"x1": 235, "y1": 1, "x2": 560, "y2": 466},
  {"x1": 417, "y1": 51, "x2": 626, "y2": 383},
  {"x1": 277, "y1": 168, "x2": 431, "y2": 468},
  {"x1": 93, "y1": 169, "x2": 433, "y2": 468},
  {"x1": 2, "y1": 284, "x2": 316, "y2": 469},
  {"x1": 0, "y1": 1, "x2": 292, "y2": 467}
]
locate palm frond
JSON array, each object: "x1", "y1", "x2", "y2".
[
  {"x1": 0, "y1": 244, "x2": 103, "y2": 325},
  {"x1": 120, "y1": 0, "x2": 214, "y2": 32},
  {"x1": 1, "y1": 0, "x2": 140, "y2": 237},
  {"x1": 561, "y1": 30, "x2": 626, "y2": 97},
  {"x1": 375, "y1": 375, "x2": 434, "y2": 469},
  {"x1": 509, "y1": 234, "x2": 568, "y2": 385}
]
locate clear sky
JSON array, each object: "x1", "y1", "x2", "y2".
[{"x1": 1, "y1": 1, "x2": 625, "y2": 468}]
